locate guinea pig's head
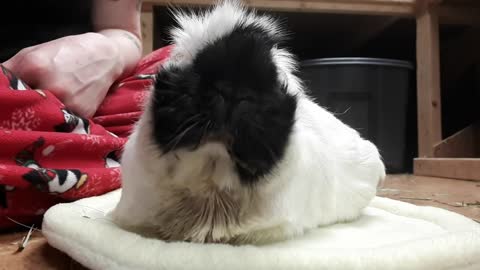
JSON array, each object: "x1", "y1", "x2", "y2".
[{"x1": 151, "y1": 3, "x2": 299, "y2": 184}]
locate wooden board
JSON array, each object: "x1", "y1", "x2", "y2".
[
  {"x1": 141, "y1": 11, "x2": 154, "y2": 56},
  {"x1": 0, "y1": 231, "x2": 87, "y2": 270},
  {"x1": 416, "y1": 5, "x2": 442, "y2": 158},
  {"x1": 143, "y1": 0, "x2": 416, "y2": 15},
  {"x1": 414, "y1": 158, "x2": 480, "y2": 181},
  {"x1": 379, "y1": 174, "x2": 480, "y2": 223},
  {"x1": 433, "y1": 124, "x2": 480, "y2": 158},
  {"x1": 143, "y1": 0, "x2": 480, "y2": 26}
]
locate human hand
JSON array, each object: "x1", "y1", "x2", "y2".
[{"x1": 3, "y1": 32, "x2": 124, "y2": 118}]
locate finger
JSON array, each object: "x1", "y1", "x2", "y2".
[
  {"x1": 2, "y1": 58, "x2": 14, "y2": 70},
  {"x1": 2, "y1": 54, "x2": 22, "y2": 71},
  {"x1": 14, "y1": 51, "x2": 52, "y2": 87},
  {"x1": 2, "y1": 45, "x2": 39, "y2": 71}
]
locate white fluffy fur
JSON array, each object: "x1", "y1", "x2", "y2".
[
  {"x1": 111, "y1": 0, "x2": 386, "y2": 244},
  {"x1": 166, "y1": 1, "x2": 282, "y2": 66}
]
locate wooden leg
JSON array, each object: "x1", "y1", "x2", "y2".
[
  {"x1": 141, "y1": 9, "x2": 154, "y2": 56},
  {"x1": 416, "y1": 5, "x2": 442, "y2": 157}
]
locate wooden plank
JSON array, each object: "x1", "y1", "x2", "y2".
[
  {"x1": 416, "y1": 5, "x2": 442, "y2": 157},
  {"x1": 414, "y1": 0, "x2": 442, "y2": 16},
  {"x1": 143, "y1": 0, "x2": 479, "y2": 24},
  {"x1": 379, "y1": 174, "x2": 480, "y2": 222},
  {"x1": 433, "y1": 124, "x2": 480, "y2": 158},
  {"x1": 414, "y1": 158, "x2": 480, "y2": 181},
  {"x1": 141, "y1": 11, "x2": 154, "y2": 56},
  {"x1": 143, "y1": 0, "x2": 416, "y2": 16},
  {"x1": 142, "y1": 2, "x2": 154, "y2": 12}
]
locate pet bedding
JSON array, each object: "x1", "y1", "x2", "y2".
[{"x1": 42, "y1": 189, "x2": 480, "y2": 270}]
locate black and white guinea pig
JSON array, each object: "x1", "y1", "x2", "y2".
[{"x1": 111, "y1": 0, "x2": 386, "y2": 245}]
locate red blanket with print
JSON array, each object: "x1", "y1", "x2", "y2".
[{"x1": 0, "y1": 46, "x2": 172, "y2": 230}]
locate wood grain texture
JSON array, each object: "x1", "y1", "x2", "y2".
[
  {"x1": 0, "y1": 231, "x2": 87, "y2": 270},
  {"x1": 416, "y1": 5, "x2": 442, "y2": 158},
  {"x1": 433, "y1": 124, "x2": 480, "y2": 158},
  {"x1": 379, "y1": 174, "x2": 480, "y2": 223},
  {"x1": 143, "y1": 0, "x2": 416, "y2": 15},
  {"x1": 141, "y1": 11, "x2": 154, "y2": 56},
  {"x1": 414, "y1": 158, "x2": 480, "y2": 181}
]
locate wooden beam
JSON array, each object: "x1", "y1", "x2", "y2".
[
  {"x1": 414, "y1": 158, "x2": 480, "y2": 181},
  {"x1": 144, "y1": 0, "x2": 480, "y2": 25},
  {"x1": 433, "y1": 124, "x2": 480, "y2": 158},
  {"x1": 414, "y1": 0, "x2": 441, "y2": 16},
  {"x1": 144, "y1": 0, "x2": 416, "y2": 16},
  {"x1": 416, "y1": 5, "x2": 442, "y2": 157},
  {"x1": 141, "y1": 10, "x2": 154, "y2": 56}
]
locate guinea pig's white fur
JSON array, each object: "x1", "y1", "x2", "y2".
[{"x1": 111, "y1": 0, "x2": 386, "y2": 245}]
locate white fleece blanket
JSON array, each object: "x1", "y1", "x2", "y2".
[{"x1": 42, "y1": 189, "x2": 480, "y2": 270}]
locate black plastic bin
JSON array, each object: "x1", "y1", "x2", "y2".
[{"x1": 299, "y1": 57, "x2": 415, "y2": 173}]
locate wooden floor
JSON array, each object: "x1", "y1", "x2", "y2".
[
  {"x1": 0, "y1": 174, "x2": 479, "y2": 269},
  {"x1": 379, "y1": 174, "x2": 480, "y2": 223}
]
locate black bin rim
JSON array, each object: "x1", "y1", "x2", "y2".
[{"x1": 300, "y1": 57, "x2": 414, "y2": 70}]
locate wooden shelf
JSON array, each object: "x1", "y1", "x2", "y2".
[
  {"x1": 144, "y1": 0, "x2": 416, "y2": 15},
  {"x1": 143, "y1": 0, "x2": 480, "y2": 24}
]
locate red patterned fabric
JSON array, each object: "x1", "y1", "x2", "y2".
[{"x1": 0, "y1": 46, "x2": 172, "y2": 230}]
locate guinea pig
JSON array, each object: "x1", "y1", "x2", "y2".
[{"x1": 111, "y1": 0, "x2": 386, "y2": 245}]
